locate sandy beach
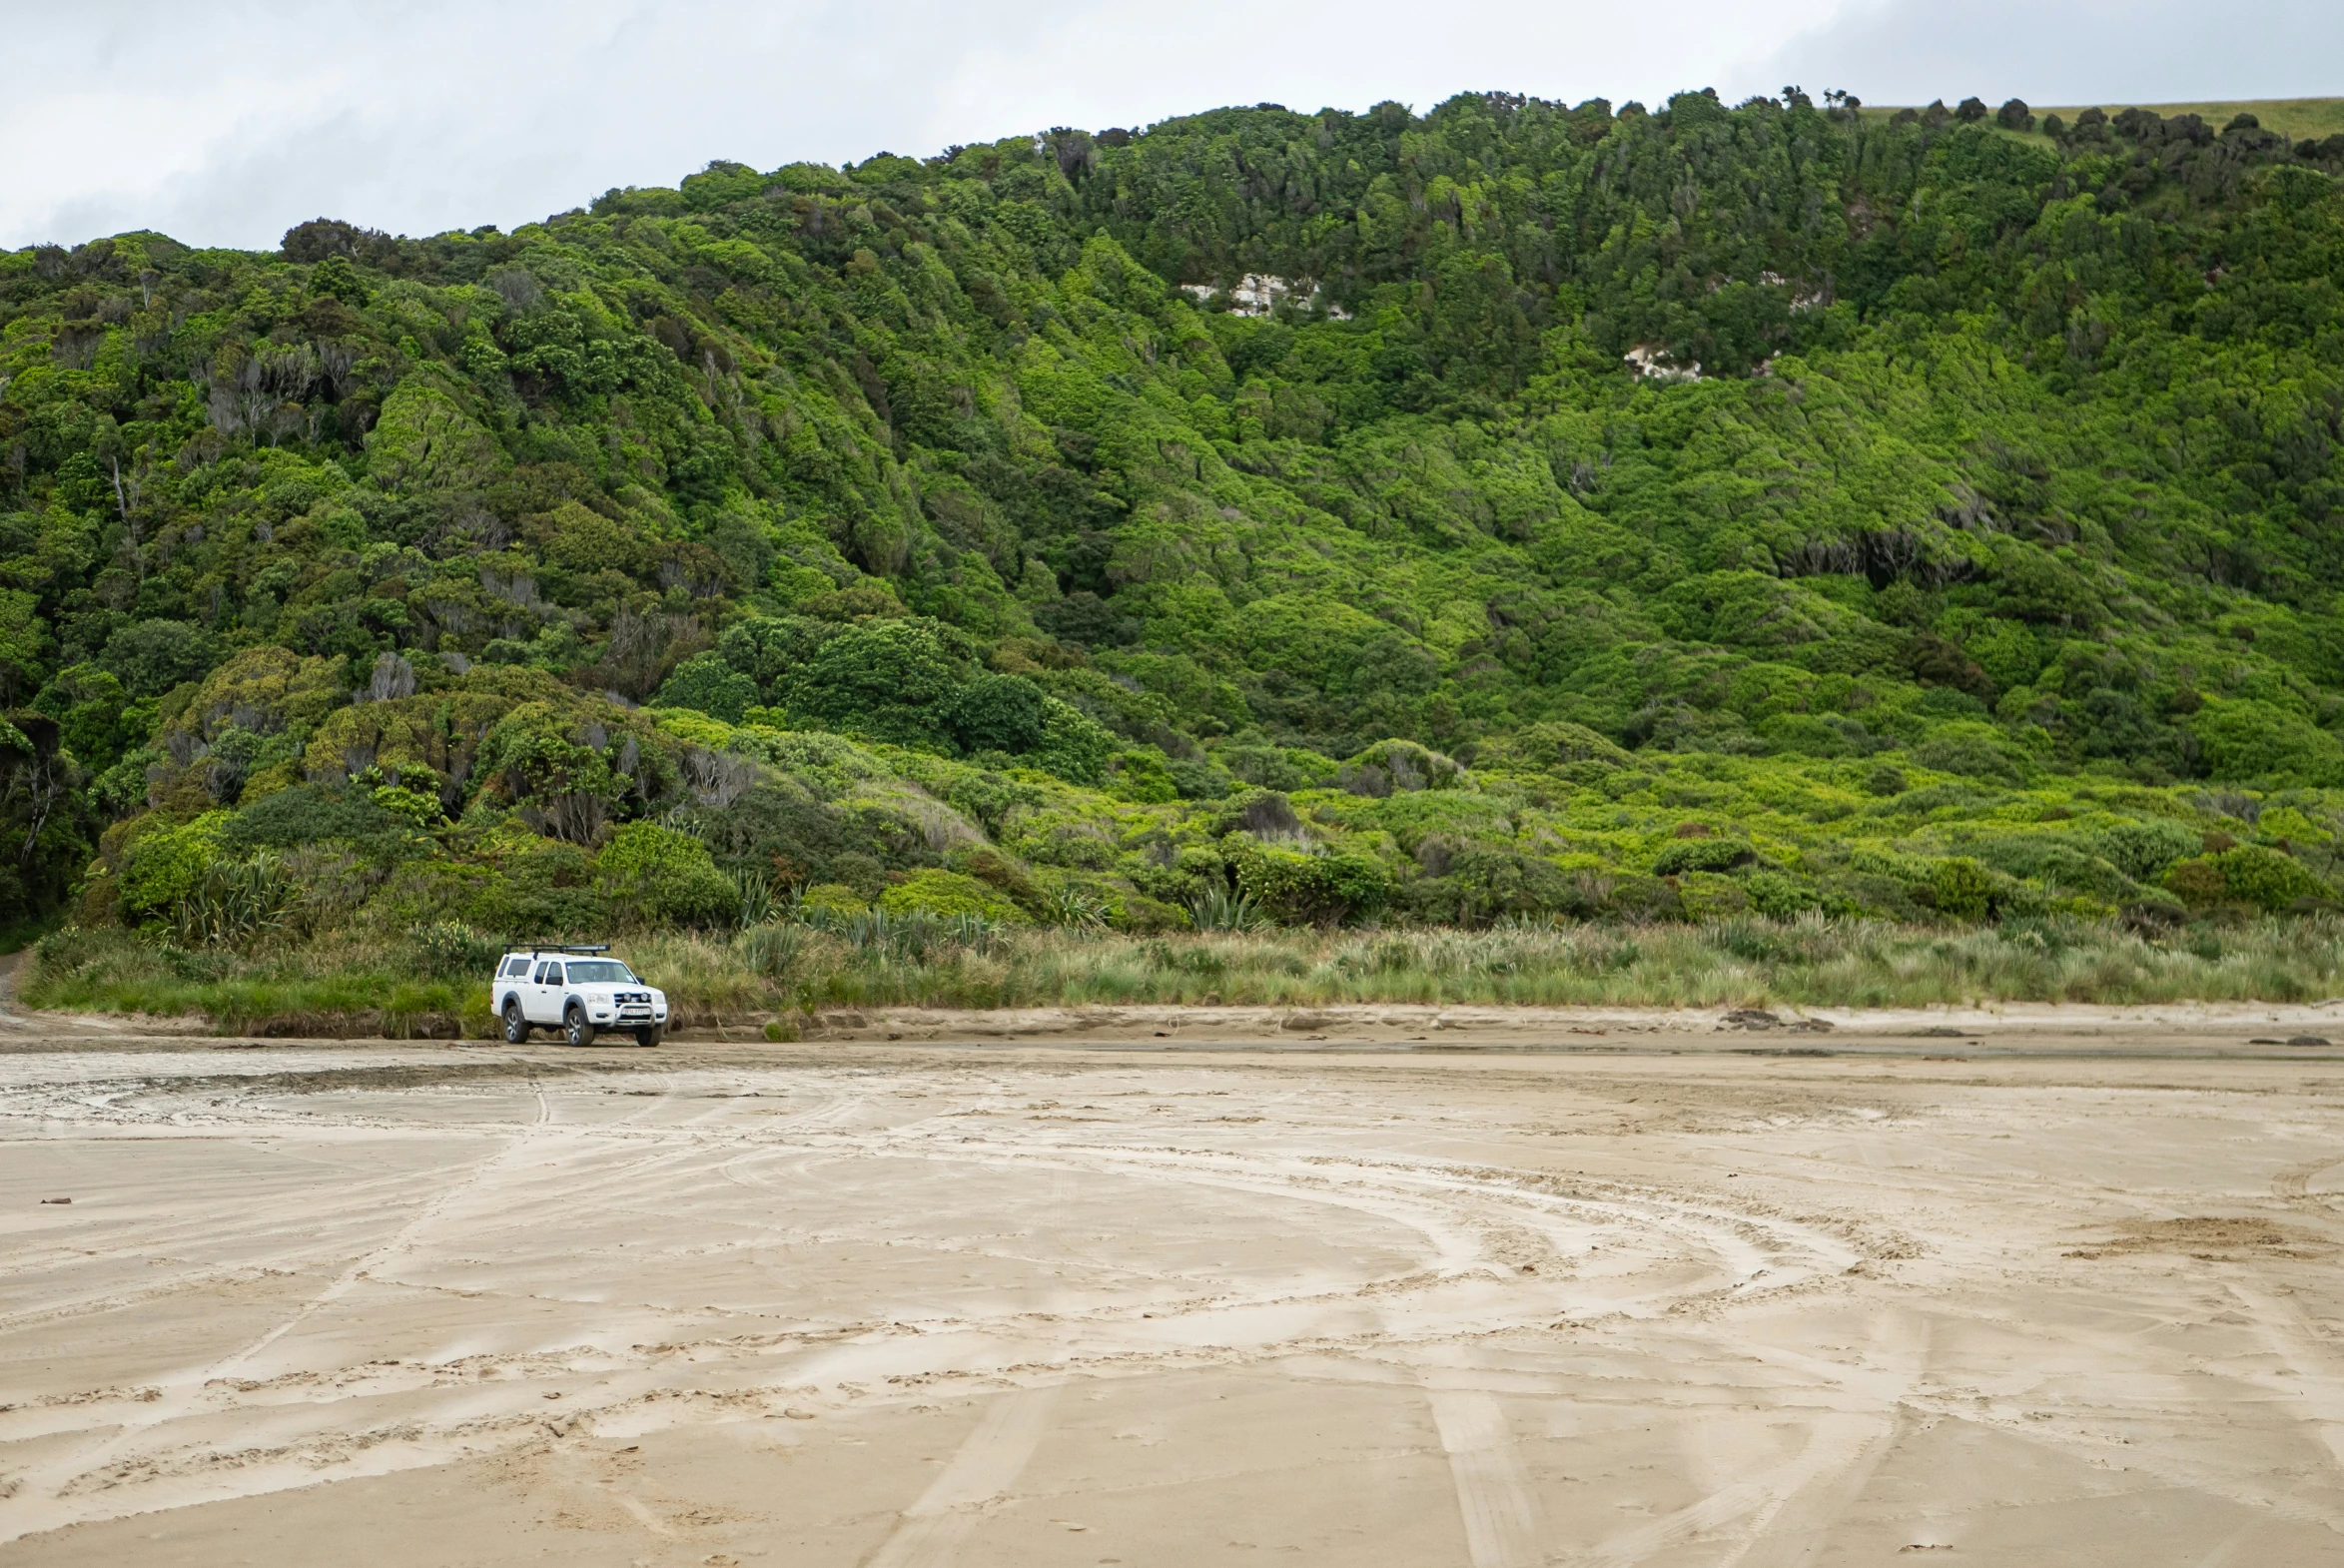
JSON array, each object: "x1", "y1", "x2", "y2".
[{"x1": 3, "y1": 1016, "x2": 2343, "y2": 1563}]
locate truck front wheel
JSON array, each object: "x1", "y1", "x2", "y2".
[{"x1": 564, "y1": 1004, "x2": 595, "y2": 1048}]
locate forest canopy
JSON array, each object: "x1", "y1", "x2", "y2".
[{"x1": 7, "y1": 87, "x2": 2344, "y2": 944}]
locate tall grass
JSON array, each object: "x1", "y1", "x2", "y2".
[
  {"x1": 24, "y1": 923, "x2": 477, "y2": 1033},
  {"x1": 26, "y1": 912, "x2": 2344, "y2": 1033}
]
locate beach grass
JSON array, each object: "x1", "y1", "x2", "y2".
[{"x1": 25, "y1": 911, "x2": 2344, "y2": 1034}]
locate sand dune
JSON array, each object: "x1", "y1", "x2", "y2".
[{"x1": 2, "y1": 1029, "x2": 2342, "y2": 1563}]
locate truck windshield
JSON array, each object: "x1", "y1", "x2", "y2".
[{"x1": 563, "y1": 961, "x2": 637, "y2": 984}]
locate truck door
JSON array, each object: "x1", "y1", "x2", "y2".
[{"x1": 529, "y1": 961, "x2": 560, "y2": 1023}]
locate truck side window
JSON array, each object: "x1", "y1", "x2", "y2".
[
  {"x1": 549, "y1": 964, "x2": 566, "y2": 987},
  {"x1": 534, "y1": 963, "x2": 552, "y2": 984}
]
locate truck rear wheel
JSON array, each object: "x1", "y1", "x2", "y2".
[{"x1": 502, "y1": 999, "x2": 529, "y2": 1043}]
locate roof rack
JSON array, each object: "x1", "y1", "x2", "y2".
[{"x1": 504, "y1": 941, "x2": 610, "y2": 955}]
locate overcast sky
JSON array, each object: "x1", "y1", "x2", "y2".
[{"x1": 6, "y1": 0, "x2": 2341, "y2": 253}]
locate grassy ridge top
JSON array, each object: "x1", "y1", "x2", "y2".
[
  {"x1": 1867, "y1": 99, "x2": 2344, "y2": 142},
  {"x1": 4, "y1": 86, "x2": 2344, "y2": 995},
  {"x1": 2036, "y1": 100, "x2": 2344, "y2": 140}
]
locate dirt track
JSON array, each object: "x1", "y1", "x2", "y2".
[{"x1": 3, "y1": 1020, "x2": 2344, "y2": 1564}]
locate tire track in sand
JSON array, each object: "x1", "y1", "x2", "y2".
[
  {"x1": 863, "y1": 1384, "x2": 1059, "y2": 1568},
  {"x1": 1588, "y1": 1311, "x2": 1932, "y2": 1568},
  {"x1": 1426, "y1": 1384, "x2": 1547, "y2": 1568},
  {"x1": 2272, "y1": 1155, "x2": 2344, "y2": 1201},
  {"x1": 2224, "y1": 1279, "x2": 2344, "y2": 1479},
  {"x1": 0, "y1": 1088, "x2": 560, "y2": 1546}
]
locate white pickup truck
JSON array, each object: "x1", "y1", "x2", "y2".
[{"x1": 493, "y1": 946, "x2": 669, "y2": 1047}]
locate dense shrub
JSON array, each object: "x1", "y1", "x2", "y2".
[
  {"x1": 1113, "y1": 892, "x2": 1191, "y2": 933},
  {"x1": 1343, "y1": 739, "x2": 1467, "y2": 792},
  {"x1": 1652, "y1": 838, "x2": 1756, "y2": 876},
  {"x1": 222, "y1": 785, "x2": 405, "y2": 855},
  {"x1": 1496, "y1": 722, "x2": 1632, "y2": 770},
  {"x1": 2189, "y1": 701, "x2": 2344, "y2": 787},
  {"x1": 787, "y1": 620, "x2": 972, "y2": 748},
  {"x1": 1032, "y1": 698, "x2": 1115, "y2": 785},
  {"x1": 651, "y1": 653, "x2": 760, "y2": 724},
  {"x1": 2087, "y1": 819, "x2": 2202, "y2": 883},
  {"x1": 1927, "y1": 857, "x2": 1998, "y2": 922},
  {"x1": 2159, "y1": 846, "x2": 2330, "y2": 912},
  {"x1": 2211, "y1": 845, "x2": 2333, "y2": 911},
  {"x1": 878, "y1": 869, "x2": 1026, "y2": 923},
  {"x1": 717, "y1": 616, "x2": 840, "y2": 699},
  {"x1": 1105, "y1": 749, "x2": 1179, "y2": 803},
  {"x1": 100, "y1": 620, "x2": 222, "y2": 699},
  {"x1": 1743, "y1": 869, "x2": 1822, "y2": 918},
  {"x1": 944, "y1": 674, "x2": 1050, "y2": 754},
  {"x1": 119, "y1": 814, "x2": 228, "y2": 922},
  {"x1": 31, "y1": 665, "x2": 146, "y2": 774},
  {"x1": 958, "y1": 845, "x2": 1045, "y2": 914},
  {"x1": 1402, "y1": 848, "x2": 1586, "y2": 924},
  {"x1": 410, "y1": 920, "x2": 502, "y2": 978},
  {"x1": 798, "y1": 882, "x2": 868, "y2": 917},
  {"x1": 595, "y1": 822, "x2": 740, "y2": 928},
  {"x1": 469, "y1": 837, "x2": 606, "y2": 937},
  {"x1": 2162, "y1": 856, "x2": 2229, "y2": 908},
  {"x1": 1678, "y1": 872, "x2": 1752, "y2": 920},
  {"x1": 678, "y1": 780, "x2": 910, "y2": 885},
  {"x1": 1970, "y1": 838, "x2": 2142, "y2": 902},
  {"x1": 1234, "y1": 844, "x2": 1392, "y2": 925},
  {"x1": 1912, "y1": 724, "x2": 2026, "y2": 783}
]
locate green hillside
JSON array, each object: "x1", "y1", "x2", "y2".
[{"x1": 7, "y1": 86, "x2": 2344, "y2": 996}]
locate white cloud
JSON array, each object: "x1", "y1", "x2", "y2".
[{"x1": 3, "y1": 0, "x2": 2337, "y2": 253}]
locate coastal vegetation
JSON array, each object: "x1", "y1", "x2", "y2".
[
  {"x1": 8, "y1": 88, "x2": 2344, "y2": 1019},
  {"x1": 29, "y1": 910, "x2": 2344, "y2": 1033}
]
